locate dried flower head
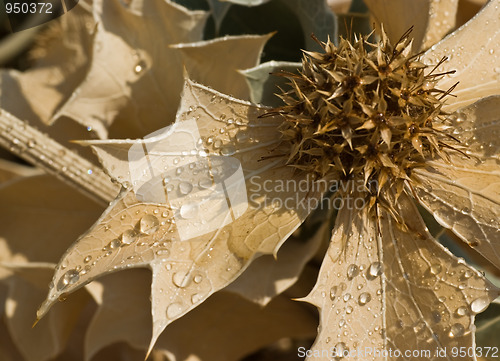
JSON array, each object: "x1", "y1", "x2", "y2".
[{"x1": 271, "y1": 29, "x2": 461, "y2": 204}]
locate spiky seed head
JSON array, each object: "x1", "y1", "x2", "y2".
[{"x1": 271, "y1": 29, "x2": 459, "y2": 201}]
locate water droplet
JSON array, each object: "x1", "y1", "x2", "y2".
[
  {"x1": 358, "y1": 292, "x2": 371, "y2": 305},
  {"x1": 330, "y1": 286, "x2": 339, "y2": 300},
  {"x1": 463, "y1": 270, "x2": 473, "y2": 279},
  {"x1": 213, "y1": 139, "x2": 223, "y2": 149},
  {"x1": 134, "y1": 60, "x2": 146, "y2": 74},
  {"x1": 199, "y1": 178, "x2": 212, "y2": 189},
  {"x1": 432, "y1": 310, "x2": 441, "y2": 323},
  {"x1": 367, "y1": 262, "x2": 382, "y2": 279},
  {"x1": 347, "y1": 264, "x2": 359, "y2": 280},
  {"x1": 346, "y1": 306, "x2": 353, "y2": 314},
  {"x1": 334, "y1": 342, "x2": 348, "y2": 359},
  {"x1": 173, "y1": 270, "x2": 191, "y2": 288},
  {"x1": 27, "y1": 139, "x2": 36, "y2": 148},
  {"x1": 191, "y1": 293, "x2": 202, "y2": 304},
  {"x1": 179, "y1": 182, "x2": 193, "y2": 195},
  {"x1": 166, "y1": 303, "x2": 184, "y2": 319},
  {"x1": 108, "y1": 239, "x2": 121, "y2": 249},
  {"x1": 430, "y1": 264, "x2": 442, "y2": 275},
  {"x1": 84, "y1": 256, "x2": 92, "y2": 263},
  {"x1": 156, "y1": 249, "x2": 169, "y2": 257},
  {"x1": 220, "y1": 145, "x2": 236, "y2": 156},
  {"x1": 343, "y1": 293, "x2": 351, "y2": 302},
  {"x1": 180, "y1": 202, "x2": 199, "y2": 219},
  {"x1": 449, "y1": 323, "x2": 465, "y2": 338},
  {"x1": 470, "y1": 297, "x2": 489, "y2": 314},
  {"x1": 57, "y1": 270, "x2": 80, "y2": 290},
  {"x1": 139, "y1": 215, "x2": 159, "y2": 235},
  {"x1": 456, "y1": 306, "x2": 467, "y2": 316},
  {"x1": 193, "y1": 274, "x2": 203, "y2": 283},
  {"x1": 121, "y1": 229, "x2": 139, "y2": 245},
  {"x1": 236, "y1": 132, "x2": 248, "y2": 143}
]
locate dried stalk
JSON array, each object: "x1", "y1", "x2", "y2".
[{"x1": 0, "y1": 109, "x2": 119, "y2": 205}]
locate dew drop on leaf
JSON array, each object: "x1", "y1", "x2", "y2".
[
  {"x1": 334, "y1": 342, "x2": 348, "y2": 359},
  {"x1": 456, "y1": 306, "x2": 468, "y2": 316},
  {"x1": 156, "y1": 249, "x2": 169, "y2": 257},
  {"x1": 180, "y1": 202, "x2": 199, "y2": 219},
  {"x1": 108, "y1": 239, "x2": 121, "y2": 249},
  {"x1": 166, "y1": 302, "x2": 184, "y2": 319},
  {"x1": 179, "y1": 182, "x2": 193, "y2": 195},
  {"x1": 330, "y1": 286, "x2": 339, "y2": 300},
  {"x1": 134, "y1": 60, "x2": 146, "y2": 74},
  {"x1": 220, "y1": 145, "x2": 236, "y2": 156},
  {"x1": 139, "y1": 215, "x2": 159, "y2": 235},
  {"x1": 367, "y1": 262, "x2": 382, "y2": 279},
  {"x1": 432, "y1": 310, "x2": 442, "y2": 323},
  {"x1": 346, "y1": 264, "x2": 359, "y2": 280},
  {"x1": 191, "y1": 293, "x2": 202, "y2": 304},
  {"x1": 121, "y1": 229, "x2": 139, "y2": 245},
  {"x1": 358, "y1": 292, "x2": 371, "y2": 305},
  {"x1": 430, "y1": 264, "x2": 442, "y2": 275},
  {"x1": 449, "y1": 323, "x2": 465, "y2": 338},
  {"x1": 57, "y1": 270, "x2": 80, "y2": 291},
  {"x1": 84, "y1": 255, "x2": 92, "y2": 263},
  {"x1": 172, "y1": 270, "x2": 191, "y2": 288},
  {"x1": 470, "y1": 296, "x2": 490, "y2": 314}
]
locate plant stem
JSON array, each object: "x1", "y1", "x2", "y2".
[{"x1": 0, "y1": 108, "x2": 119, "y2": 205}]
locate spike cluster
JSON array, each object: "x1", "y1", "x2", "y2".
[{"x1": 272, "y1": 30, "x2": 458, "y2": 197}]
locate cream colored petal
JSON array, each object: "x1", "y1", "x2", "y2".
[
  {"x1": 412, "y1": 153, "x2": 500, "y2": 271},
  {"x1": 54, "y1": 0, "x2": 208, "y2": 139},
  {"x1": 449, "y1": 95, "x2": 500, "y2": 160},
  {"x1": 422, "y1": 0, "x2": 500, "y2": 112},
  {"x1": 39, "y1": 78, "x2": 329, "y2": 355},
  {"x1": 304, "y1": 191, "x2": 498, "y2": 360},
  {"x1": 0, "y1": 2, "x2": 93, "y2": 127},
  {"x1": 172, "y1": 34, "x2": 273, "y2": 100},
  {"x1": 240, "y1": 60, "x2": 301, "y2": 106},
  {"x1": 365, "y1": 0, "x2": 458, "y2": 51},
  {"x1": 225, "y1": 219, "x2": 327, "y2": 306}
]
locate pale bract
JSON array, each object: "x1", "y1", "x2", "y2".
[
  {"x1": 301, "y1": 1, "x2": 500, "y2": 360},
  {"x1": 38, "y1": 78, "x2": 330, "y2": 354}
]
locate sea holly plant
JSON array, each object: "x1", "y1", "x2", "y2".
[
  {"x1": 39, "y1": 2, "x2": 500, "y2": 360},
  {"x1": 0, "y1": 0, "x2": 499, "y2": 360}
]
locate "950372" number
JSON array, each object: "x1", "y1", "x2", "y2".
[{"x1": 5, "y1": 2, "x2": 53, "y2": 14}]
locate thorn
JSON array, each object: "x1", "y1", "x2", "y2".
[{"x1": 32, "y1": 318, "x2": 40, "y2": 328}]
